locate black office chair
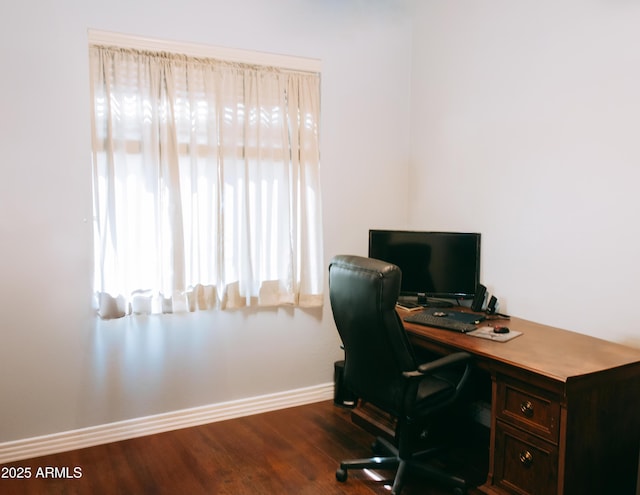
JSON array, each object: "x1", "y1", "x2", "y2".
[{"x1": 328, "y1": 255, "x2": 472, "y2": 495}]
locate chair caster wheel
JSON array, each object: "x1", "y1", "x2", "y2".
[{"x1": 336, "y1": 468, "x2": 348, "y2": 482}]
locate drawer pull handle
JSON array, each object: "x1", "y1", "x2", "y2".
[
  {"x1": 519, "y1": 450, "x2": 534, "y2": 467},
  {"x1": 520, "y1": 400, "x2": 534, "y2": 417}
]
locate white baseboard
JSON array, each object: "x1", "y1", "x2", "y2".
[{"x1": 0, "y1": 382, "x2": 334, "y2": 465}]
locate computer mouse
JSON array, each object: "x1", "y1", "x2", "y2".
[{"x1": 493, "y1": 326, "x2": 510, "y2": 334}]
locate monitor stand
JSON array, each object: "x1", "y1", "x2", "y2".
[
  {"x1": 424, "y1": 299, "x2": 454, "y2": 308},
  {"x1": 416, "y1": 294, "x2": 454, "y2": 308}
]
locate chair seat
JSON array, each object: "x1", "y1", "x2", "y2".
[{"x1": 410, "y1": 369, "x2": 465, "y2": 418}]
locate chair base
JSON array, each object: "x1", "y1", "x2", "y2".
[{"x1": 336, "y1": 436, "x2": 467, "y2": 495}]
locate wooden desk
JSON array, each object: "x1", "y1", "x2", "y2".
[{"x1": 402, "y1": 312, "x2": 640, "y2": 495}]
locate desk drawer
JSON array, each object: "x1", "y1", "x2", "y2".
[
  {"x1": 496, "y1": 377, "x2": 560, "y2": 443},
  {"x1": 494, "y1": 421, "x2": 558, "y2": 495}
]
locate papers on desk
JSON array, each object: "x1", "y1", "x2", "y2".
[
  {"x1": 396, "y1": 302, "x2": 423, "y2": 312},
  {"x1": 467, "y1": 326, "x2": 523, "y2": 342}
]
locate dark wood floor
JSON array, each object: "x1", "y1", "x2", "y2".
[{"x1": 0, "y1": 400, "x2": 486, "y2": 495}]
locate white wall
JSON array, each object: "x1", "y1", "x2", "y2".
[
  {"x1": 10, "y1": 0, "x2": 636, "y2": 449},
  {"x1": 0, "y1": 0, "x2": 412, "y2": 442},
  {"x1": 408, "y1": 1, "x2": 640, "y2": 346}
]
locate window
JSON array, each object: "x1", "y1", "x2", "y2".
[{"x1": 89, "y1": 33, "x2": 323, "y2": 318}]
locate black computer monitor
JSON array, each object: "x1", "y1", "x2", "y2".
[{"x1": 368, "y1": 230, "x2": 481, "y2": 302}]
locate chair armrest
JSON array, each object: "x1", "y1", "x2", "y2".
[{"x1": 402, "y1": 351, "x2": 472, "y2": 378}]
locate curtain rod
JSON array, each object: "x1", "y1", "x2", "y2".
[{"x1": 88, "y1": 29, "x2": 322, "y2": 74}]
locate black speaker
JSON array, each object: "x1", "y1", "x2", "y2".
[
  {"x1": 334, "y1": 360, "x2": 357, "y2": 408},
  {"x1": 471, "y1": 284, "x2": 487, "y2": 312},
  {"x1": 486, "y1": 295, "x2": 498, "y2": 315}
]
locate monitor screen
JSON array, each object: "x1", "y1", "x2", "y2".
[{"x1": 368, "y1": 230, "x2": 481, "y2": 300}]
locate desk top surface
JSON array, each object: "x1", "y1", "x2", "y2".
[{"x1": 402, "y1": 311, "x2": 640, "y2": 383}]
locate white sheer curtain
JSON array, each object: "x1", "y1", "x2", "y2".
[{"x1": 89, "y1": 45, "x2": 323, "y2": 318}]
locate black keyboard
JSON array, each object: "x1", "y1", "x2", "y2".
[{"x1": 403, "y1": 311, "x2": 477, "y2": 333}]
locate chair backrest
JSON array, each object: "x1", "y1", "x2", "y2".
[{"x1": 329, "y1": 255, "x2": 418, "y2": 416}]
